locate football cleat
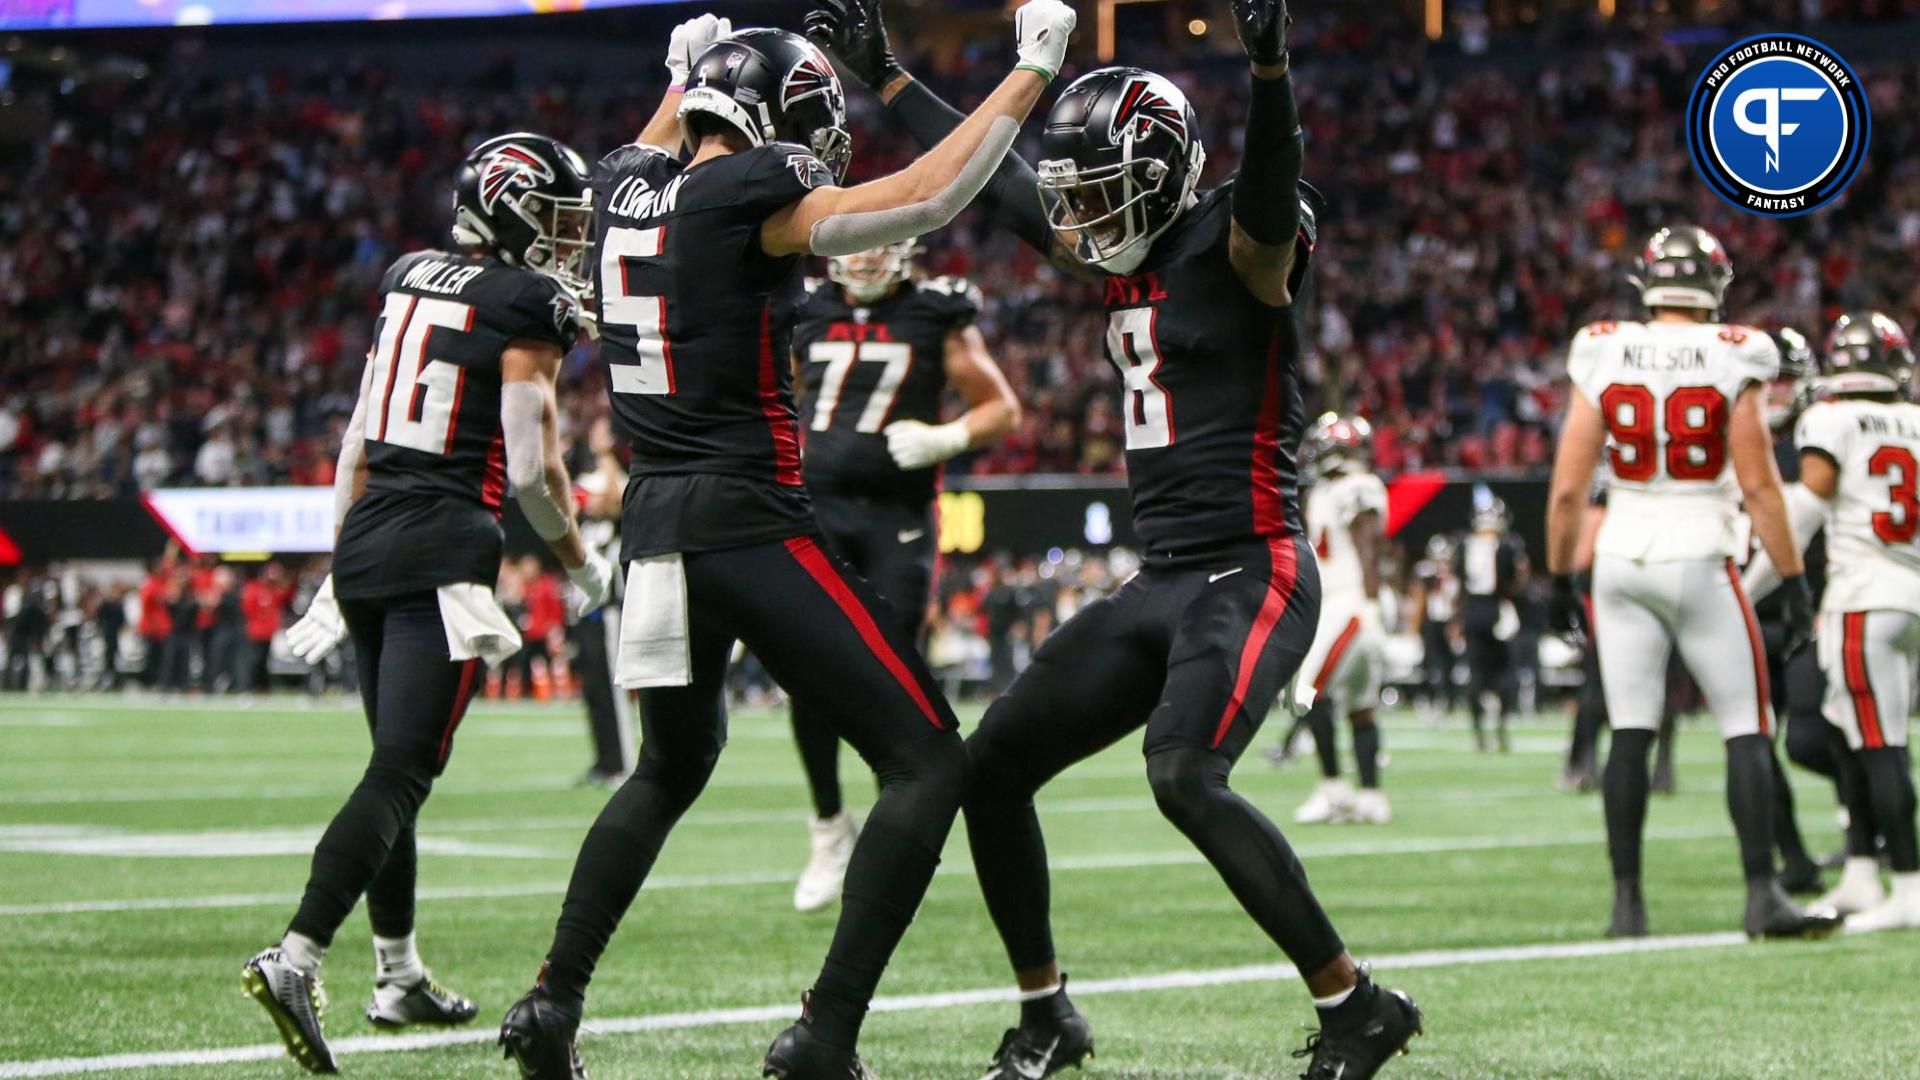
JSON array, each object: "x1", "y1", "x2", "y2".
[
  {"x1": 795, "y1": 811, "x2": 860, "y2": 913},
  {"x1": 367, "y1": 970, "x2": 479, "y2": 1028},
  {"x1": 1346, "y1": 789, "x2": 1392, "y2": 826},
  {"x1": 1843, "y1": 882, "x2": 1920, "y2": 933},
  {"x1": 1292, "y1": 985, "x2": 1422, "y2": 1080},
  {"x1": 499, "y1": 986, "x2": 587, "y2": 1080},
  {"x1": 1294, "y1": 779, "x2": 1355, "y2": 824},
  {"x1": 241, "y1": 947, "x2": 338, "y2": 1074},
  {"x1": 1819, "y1": 857, "x2": 1887, "y2": 915},
  {"x1": 1606, "y1": 881, "x2": 1648, "y2": 939},
  {"x1": 762, "y1": 1014, "x2": 877, "y2": 1079},
  {"x1": 1744, "y1": 880, "x2": 1843, "y2": 940},
  {"x1": 979, "y1": 1007, "x2": 1094, "y2": 1079}
]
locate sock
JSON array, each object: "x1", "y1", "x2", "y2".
[
  {"x1": 280, "y1": 930, "x2": 327, "y2": 975},
  {"x1": 1017, "y1": 982, "x2": 1074, "y2": 1029},
  {"x1": 1769, "y1": 747, "x2": 1812, "y2": 869},
  {"x1": 1602, "y1": 729, "x2": 1655, "y2": 882},
  {"x1": 374, "y1": 932, "x2": 424, "y2": 986},
  {"x1": 1724, "y1": 734, "x2": 1778, "y2": 883},
  {"x1": 1836, "y1": 749, "x2": 1880, "y2": 857},
  {"x1": 1860, "y1": 748, "x2": 1919, "y2": 873},
  {"x1": 808, "y1": 821, "x2": 943, "y2": 1047},
  {"x1": 1307, "y1": 700, "x2": 1338, "y2": 779},
  {"x1": 1315, "y1": 974, "x2": 1378, "y2": 1030},
  {"x1": 1352, "y1": 721, "x2": 1381, "y2": 789}
]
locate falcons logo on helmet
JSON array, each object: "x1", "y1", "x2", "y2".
[
  {"x1": 479, "y1": 146, "x2": 556, "y2": 214},
  {"x1": 1109, "y1": 77, "x2": 1189, "y2": 144},
  {"x1": 783, "y1": 47, "x2": 840, "y2": 109}
]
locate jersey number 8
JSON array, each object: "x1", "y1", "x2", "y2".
[{"x1": 1599, "y1": 384, "x2": 1727, "y2": 482}]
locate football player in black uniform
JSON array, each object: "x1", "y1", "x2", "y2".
[
  {"x1": 1455, "y1": 498, "x2": 1525, "y2": 752},
  {"x1": 809, "y1": 0, "x2": 1422, "y2": 1076},
  {"x1": 241, "y1": 132, "x2": 614, "y2": 1074},
  {"x1": 788, "y1": 245, "x2": 1020, "y2": 913},
  {"x1": 496, "y1": 8, "x2": 1076, "y2": 1079}
]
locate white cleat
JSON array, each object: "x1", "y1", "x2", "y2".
[
  {"x1": 1347, "y1": 788, "x2": 1392, "y2": 825},
  {"x1": 1294, "y1": 778, "x2": 1355, "y2": 825},
  {"x1": 794, "y1": 810, "x2": 859, "y2": 913},
  {"x1": 1819, "y1": 857, "x2": 1887, "y2": 916},
  {"x1": 1845, "y1": 873, "x2": 1920, "y2": 933}
]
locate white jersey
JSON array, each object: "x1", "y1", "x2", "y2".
[
  {"x1": 1568, "y1": 319, "x2": 1779, "y2": 562},
  {"x1": 1796, "y1": 398, "x2": 1920, "y2": 616},
  {"x1": 1305, "y1": 471, "x2": 1388, "y2": 602}
]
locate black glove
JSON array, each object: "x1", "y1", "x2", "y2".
[
  {"x1": 1233, "y1": 0, "x2": 1291, "y2": 66},
  {"x1": 1777, "y1": 574, "x2": 1815, "y2": 659},
  {"x1": 806, "y1": 0, "x2": 903, "y2": 89},
  {"x1": 1548, "y1": 573, "x2": 1590, "y2": 647}
]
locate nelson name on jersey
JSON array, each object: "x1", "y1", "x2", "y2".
[{"x1": 1620, "y1": 342, "x2": 1707, "y2": 372}]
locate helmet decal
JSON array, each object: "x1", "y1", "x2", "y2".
[
  {"x1": 479, "y1": 146, "x2": 556, "y2": 214},
  {"x1": 783, "y1": 46, "x2": 841, "y2": 112},
  {"x1": 1108, "y1": 77, "x2": 1189, "y2": 144}
]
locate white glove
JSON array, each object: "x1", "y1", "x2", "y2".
[
  {"x1": 666, "y1": 13, "x2": 733, "y2": 89},
  {"x1": 884, "y1": 419, "x2": 971, "y2": 471},
  {"x1": 566, "y1": 551, "x2": 616, "y2": 618},
  {"x1": 285, "y1": 575, "x2": 348, "y2": 665},
  {"x1": 1014, "y1": 0, "x2": 1077, "y2": 81}
]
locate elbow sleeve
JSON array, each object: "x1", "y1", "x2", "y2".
[
  {"x1": 1233, "y1": 72, "x2": 1305, "y2": 247},
  {"x1": 809, "y1": 116, "x2": 1020, "y2": 257},
  {"x1": 501, "y1": 382, "x2": 572, "y2": 541}
]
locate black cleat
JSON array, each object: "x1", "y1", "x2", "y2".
[
  {"x1": 241, "y1": 948, "x2": 337, "y2": 1074},
  {"x1": 1745, "y1": 880, "x2": 1843, "y2": 940},
  {"x1": 979, "y1": 1007, "x2": 1094, "y2": 1079},
  {"x1": 499, "y1": 987, "x2": 587, "y2": 1080},
  {"x1": 1607, "y1": 881, "x2": 1648, "y2": 938},
  {"x1": 367, "y1": 971, "x2": 479, "y2": 1028},
  {"x1": 762, "y1": 1015, "x2": 877, "y2": 1079},
  {"x1": 1777, "y1": 859, "x2": 1825, "y2": 897},
  {"x1": 1293, "y1": 984, "x2": 1422, "y2": 1080}
]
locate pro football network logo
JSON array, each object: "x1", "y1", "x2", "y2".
[{"x1": 1686, "y1": 33, "x2": 1869, "y2": 217}]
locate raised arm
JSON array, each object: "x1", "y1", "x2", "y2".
[
  {"x1": 808, "y1": 0, "x2": 1064, "y2": 261},
  {"x1": 639, "y1": 14, "x2": 734, "y2": 152},
  {"x1": 1225, "y1": 0, "x2": 1306, "y2": 307},
  {"x1": 501, "y1": 342, "x2": 613, "y2": 611}
]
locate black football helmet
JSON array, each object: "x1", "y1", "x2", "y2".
[
  {"x1": 1822, "y1": 310, "x2": 1916, "y2": 398},
  {"x1": 1629, "y1": 225, "x2": 1734, "y2": 315},
  {"x1": 679, "y1": 28, "x2": 852, "y2": 181},
  {"x1": 1036, "y1": 67, "x2": 1208, "y2": 274},
  {"x1": 1765, "y1": 327, "x2": 1816, "y2": 431},
  {"x1": 1300, "y1": 412, "x2": 1373, "y2": 484},
  {"x1": 452, "y1": 133, "x2": 593, "y2": 296}
]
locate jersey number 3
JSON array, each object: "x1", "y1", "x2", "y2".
[
  {"x1": 1869, "y1": 446, "x2": 1919, "y2": 545},
  {"x1": 1107, "y1": 309, "x2": 1174, "y2": 450},
  {"x1": 1599, "y1": 384, "x2": 1726, "y2": 482},
  {"x1": 367, "y1": 293, "x2": 474, "y2": 456}
]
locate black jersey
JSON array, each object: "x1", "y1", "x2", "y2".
[
  {"x1": 334, "y1": 249, "x2": 580, "y2": 598},
  {"x1": 592, "y1": 142, "x2": 836, "y2": 558},
  {"x1": 1099, "y1": 182, "x2": 1310, "y2": 561},
  {"x1": 794, "y1": 276, "x2": 979, "y2": 503}
]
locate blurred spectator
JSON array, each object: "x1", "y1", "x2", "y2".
[{"x1": 241, "y1": 564, "x2": 294, "y2": 692}]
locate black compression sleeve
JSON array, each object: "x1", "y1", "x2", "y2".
[
  {"x1": 888, "y1": 78, "x2": 1054, "y2": 255},
  {"x1": 1233, "y1": 68, "x2": 1305, "y2": 246}
]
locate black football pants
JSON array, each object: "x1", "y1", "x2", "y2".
[
  {"x1": 541, "y1": 536, "x2": 965, "y2": 1036},
  {"x1": 289, "y1": 591, "x2": 484, "y2": 945},
  {"x1": 965, "y1": 537, "x2": 1349, "y2": 980}
]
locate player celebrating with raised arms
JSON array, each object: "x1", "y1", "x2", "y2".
[
  {"x1": 1545, "y1": 225, "x2": 1838, "y2": 942},
  {"x1": 788, "y1": 243, "x2": 1021, "y2": 914},
  {"x1": 495, "y1": 7, "x2": 1076, "y2": 1080},
  {"x1": 808, "y1": 1, "x2": 1423, "y2": 1076},
  {"x1": 241, "y1": 132, "x2": 614, "y2": 1074}
]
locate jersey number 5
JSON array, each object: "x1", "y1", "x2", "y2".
[
  {"x1": 601, "y1": 225, "x2": 675, "y2": 395},
  {"x1": 1599, "y1": 384, "x2": 1726, "y2": 482},
  {"x1": 1869, "y1": 446, "x2": 1919, "y2": 545},
  {"x1": 1107, "y1": 308, "x2": 1174, "y2": 450},
  {"x1": 367, "y1": 293, "x2": 474, "y2": 456}
]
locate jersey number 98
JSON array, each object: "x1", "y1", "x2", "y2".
[{"x1": 1599, "y1": 384, "x2": 1727, "y2": 483}]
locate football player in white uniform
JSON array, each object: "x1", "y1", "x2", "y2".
[
  {"x1": 1545, "y1": 225, "x2": 1836, "y2": 940},
  {"x1": 1291, "y1": 414, "x2": 1392, "y2": 824},
  {"x1": 1748, "y1": 311, "x2": 1920, "y2": 931}
]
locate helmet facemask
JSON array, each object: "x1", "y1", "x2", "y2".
[
  {"x1": 521, "y1": 191, "x2": 596, "y2": 300},
  {"x1": 1038, "y1": 157, "x2": 1169, "y2": 275},
  {"x1": 828, "y1": 240, "x2": 916, "y2": 304}
]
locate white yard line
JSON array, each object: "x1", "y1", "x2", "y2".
[
  {"x1": 0, "y1": 931, "x2": 1748, "y2": 1078},
  {"x1": 0, "y1": 826, "x2": 1726, "y2": 917}
]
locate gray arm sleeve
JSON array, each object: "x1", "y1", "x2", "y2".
[
  {"x1": 501, "y1": 381, "x2": 573, "y2": 541},
  {"x1": 333, "y1": 358, "x2": 374, "y2": 527},
  {"x1": 808, "y1": 116, "x2": 1020, "y2": 258}
]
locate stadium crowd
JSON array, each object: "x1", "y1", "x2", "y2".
[{"x1": 4, "y1": 3, "x2": 1919, "y2": 502}]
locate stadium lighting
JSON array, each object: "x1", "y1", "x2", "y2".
[{"x1": 1427, "y1": 0, "x2": 1443, "y2": 39}]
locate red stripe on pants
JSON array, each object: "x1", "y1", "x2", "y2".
[
  {"x1": 783, "y1": 537, "x2": 945, "y2": 730},
  {"x1": 1723, "y1": 559, "x2": 1771, "y2": 737},
  {"x1": 1312, "y1": 617, "x2": 1362, "y2": 694},
  {"x1": 1843, "y1": 612, "x2": 1885, "y2": 748},
  {"x1": 1212, "y1": 537, "x2": 1301, "y2": 749},
  {"x1": 437, "y1": 658, "x2": 481, "y2": 766}
]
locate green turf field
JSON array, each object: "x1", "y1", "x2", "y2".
[{"x1": 2, "y1": 694, "x2": 1916, "y2": 1079}]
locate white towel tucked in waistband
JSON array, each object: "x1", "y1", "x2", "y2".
[
  {"x1": 616, "y1": 554, "x2": 692, "y2": 688},
  {"x1": 436, "y1": 583, "x2": 522, "y2": 669}
]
